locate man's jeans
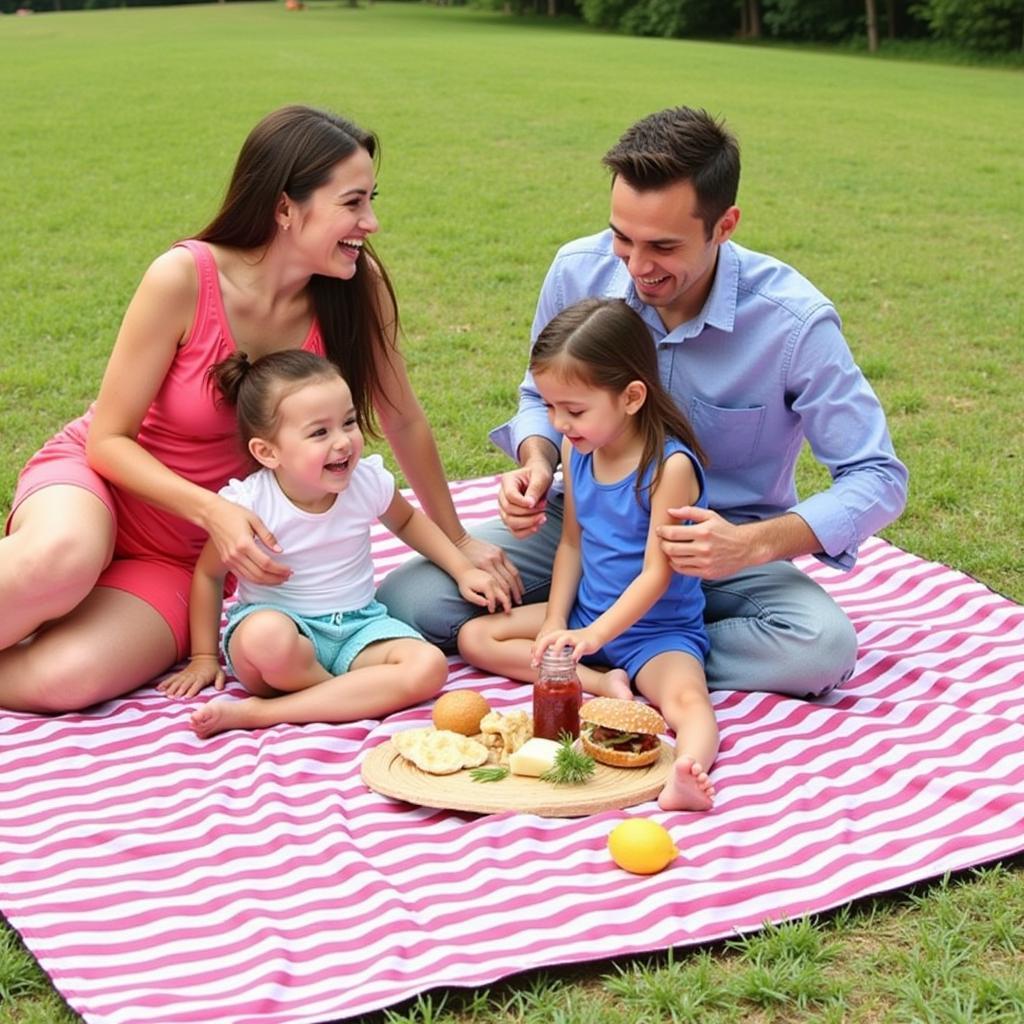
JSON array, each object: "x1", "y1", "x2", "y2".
[{"x1": 377, "y1": 492, "x2": 857, "y2": 699}]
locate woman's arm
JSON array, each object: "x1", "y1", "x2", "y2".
[
  {"x1": 369, "y1": 278, "x2": 523, "y2": 599},
  {"x1": 86, "y1": 248, "x2": 200, "y2": 513},
  {"x1": 86, "y1": 249, "x2": 288, "y2": 585}
]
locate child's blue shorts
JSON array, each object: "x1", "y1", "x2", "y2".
[
  {"x1": 222, "y1": 598, "x2": 424, "y2": 677},
  {"x1": 570, "y1": 607, "x2": 709, "y2": 681}
]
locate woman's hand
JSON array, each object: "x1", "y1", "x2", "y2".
[
  {"x1": 157, "y1": 655, "x2": 225, "y2": 699},
  {"x1": 454, "y1": 533, "x2": 523, "y2": 605},
  {"x1": 456, "y1": 568, "x2": 512, "y2": 614},
  {"x1": 203, "y1": 497, "x2": 291, "y2": 586}
]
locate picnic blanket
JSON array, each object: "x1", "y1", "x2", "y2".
[{"x1": 2, "y1": 476, "x2": 1023, "y2": 1024}]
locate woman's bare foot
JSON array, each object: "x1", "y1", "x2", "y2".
[
  {"x1": 190, "y1": 698, "x2": 266, "y2": 738},
  {"x1": 657, "y1": 755, "x2": 715, "y2": 812},
  {"x1": 579, "y1": 666, "x2": 633, "y2": 701}
]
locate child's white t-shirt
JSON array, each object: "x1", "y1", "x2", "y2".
[{"x1": 219, "y1": 455, "x2": 395, "y2": 616}]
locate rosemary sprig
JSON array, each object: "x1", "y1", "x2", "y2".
[
  {"x1": 540, "y1": 734, "x2": 596, "y2": 786},
  {"x1": 470, "y1": 764, "x2": 510, "y2": 783}
]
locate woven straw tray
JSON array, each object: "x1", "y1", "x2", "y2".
[{"x1": 361, "y1": 738, "x2": 673, "y2": 817}]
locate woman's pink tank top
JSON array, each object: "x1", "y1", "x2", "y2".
[{"x1": 83, "y1": 240, "x2": 324, "y2": 564}]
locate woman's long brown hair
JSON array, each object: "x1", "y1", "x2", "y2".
[{"x1": 198, "y1": 104, "x2": 397, "y2": 437}]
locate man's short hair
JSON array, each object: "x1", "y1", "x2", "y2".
[{"x1": 602, "y1": 107, "x2": 740, "y2": 238}]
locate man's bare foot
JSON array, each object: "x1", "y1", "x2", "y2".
[
  {"x1": 579, "y1": 666, "x2": 633, "y2": 701},
  {"x1": 190, "y1": 698, "x2": 265, "y2": 738},
  {"x1": 657, "y1": 756, "x2": 715, "y2": 812}
]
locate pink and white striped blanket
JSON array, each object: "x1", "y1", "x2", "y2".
[{"x1": 2, "y1": 477, "x2": 1023, "y2": 1024}]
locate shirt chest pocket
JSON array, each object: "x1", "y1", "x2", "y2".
[{"x1": 688, "y1": 397, "x2": 766, "y2": 470}]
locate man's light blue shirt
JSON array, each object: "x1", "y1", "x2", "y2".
[{"x1": 489, "y1": 232, "x2": 908, "y2": 571}]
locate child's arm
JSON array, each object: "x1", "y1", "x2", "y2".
[
  {"x1": 381, "y1": 493, "x2": 512, "y2": 613},
  {"x1": 157, "y1": 540, "x2": 229, "y2": 697},
  {"x1": 535, "y1": 451, "x2": 700, "y2": 663},
  {"x1": 534, "y1": 439, "x2": 582, "y2": 646}
]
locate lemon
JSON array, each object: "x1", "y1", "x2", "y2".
[{"x1": 607, "y1": 818, "x2": 678, "y2": 874}]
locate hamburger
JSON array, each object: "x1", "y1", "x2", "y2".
[{"x1": 579, "y1": 697, "x2": 666, "y2": 768}]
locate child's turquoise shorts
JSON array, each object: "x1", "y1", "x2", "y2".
[{"x1": 222, "y1": 598, "x2": 424, "y2": 677}]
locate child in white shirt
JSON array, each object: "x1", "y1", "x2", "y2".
[{"x1": 160, "y1": 350, "x2": 508, "y2": 736}]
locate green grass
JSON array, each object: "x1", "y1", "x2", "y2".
[{"x1": 1, "y1": 3, "x2": 1022, "y2": 1022}]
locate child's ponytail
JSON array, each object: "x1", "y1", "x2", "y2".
[
  {"x1": 208, "y1": 351, "x2": 253, "y2": 410},
  {"x1": 207, "y1": 349, "x2": 343, "y2": 445}
]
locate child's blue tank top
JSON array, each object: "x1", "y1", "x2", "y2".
[{"x1": 570, "y1": 437, "x2": 707, "y2": 633}]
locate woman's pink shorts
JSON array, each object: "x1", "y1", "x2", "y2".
[{"x1": 6, "y1": 424, "x2": 194, "y2": 659}]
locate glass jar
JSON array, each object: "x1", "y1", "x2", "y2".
[{"x1": 533, "y1": 646, "x2": 582, "y2": 741}]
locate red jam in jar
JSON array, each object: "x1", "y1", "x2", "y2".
[{"x1": 533, "y1": 647, "x2": 582, "y2": 740}]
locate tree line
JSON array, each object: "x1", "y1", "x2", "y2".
[
  {"x1": 3, "y1": 0, "x2": 256, "y2": 12},
  {"x1": 480, "y1": 0, "x2": 1024, "y2": 55},
  {"x1": 6, "y1": 0, "x2": 1022, "y2": 54}
]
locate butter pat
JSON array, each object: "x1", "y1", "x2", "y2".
[{"x1": 508, "y1": 737, "x2": 562, "y2": 777}]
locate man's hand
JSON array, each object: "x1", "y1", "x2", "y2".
[
  {"x1": 657, "y1": 506, "x2": 762, "y2": 580},
  {"x1": 497, "y1": 461, "x2": 554, "y2": 539}
]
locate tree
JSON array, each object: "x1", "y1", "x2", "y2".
[
  {"x1": 911, "y1": 0, "x2": 1023, "y2": 51},
  {"x1": 761, "y1": 0, "x2": 865, "y2": 41},
  {"x1": 578, "y1": 0, "x2": 630, "y2": 28},
  {"x1": 740, "y1": 0, "x2": 762, "y2": 37},
  {"x1": 866, "y1": 0, "x2": 879, "y2": 49}
]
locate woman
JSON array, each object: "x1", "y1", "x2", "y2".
[{"x1": 0, "y1": 104, "x2": 519, "y2": 713}]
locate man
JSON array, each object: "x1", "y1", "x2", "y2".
[{"x1": 379, "y1": 106, "x2": 908, "y2": 698}]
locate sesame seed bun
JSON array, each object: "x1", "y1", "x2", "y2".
[{"x1": 579, "y1": 698, "x2": 666, "y2": 735}]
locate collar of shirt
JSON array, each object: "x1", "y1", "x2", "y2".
[{"x1": 609, "y1": 236, "x2": 740, "y2": 345}]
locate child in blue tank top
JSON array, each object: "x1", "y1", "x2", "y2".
[{"x1": 459, "y1": 298, "x2": 719, "y2": 811}]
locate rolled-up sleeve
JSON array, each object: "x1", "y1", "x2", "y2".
[{"x1": 787, "y1": 311, "x2": 909, "y2": 569}]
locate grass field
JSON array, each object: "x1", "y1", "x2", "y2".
[{"x1": 1, "y1": 3, "x2": 1023, "y2": 1022}]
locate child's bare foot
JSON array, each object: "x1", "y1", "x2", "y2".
[
  {"x1": 657, "y1": 756, "x2": 715, "y2": 812},
  {"x1": 601, "y1": 669, "x2": 633, "y2": 701},
  {"x1": 190, "y1": 698, "x2": 265, "y2": 738},
  {"x1": 579, "y1": 666, "x2": 633, "y2": 701}
]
